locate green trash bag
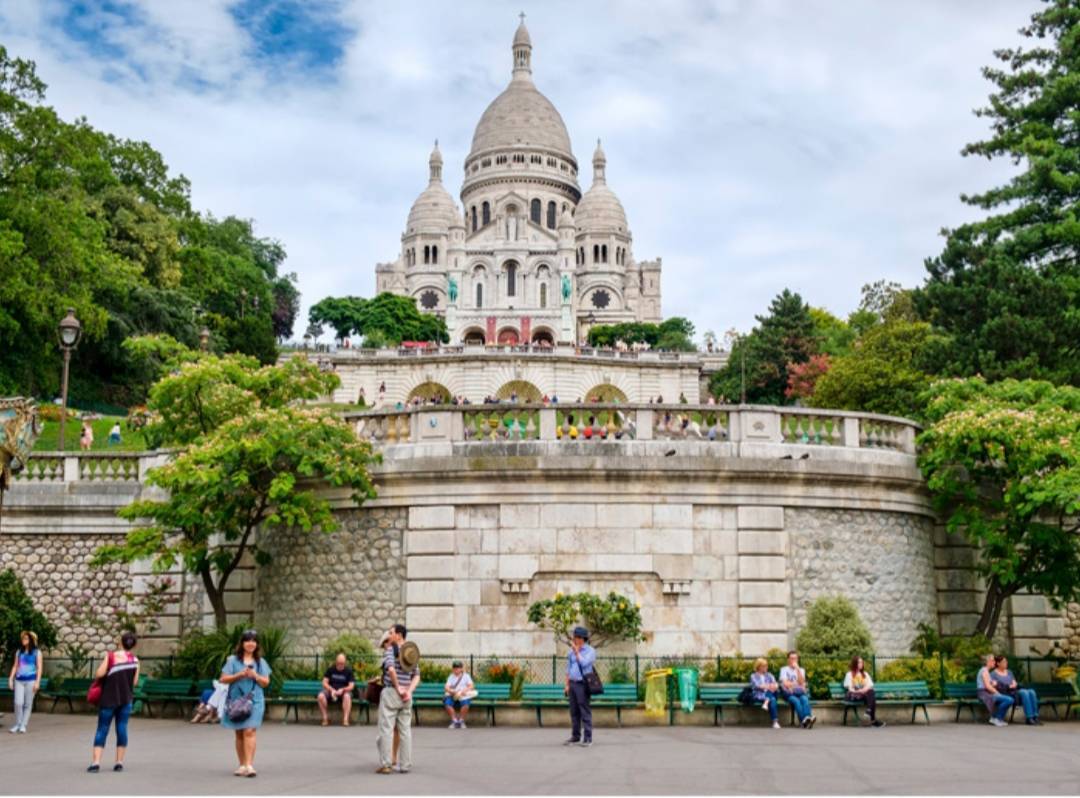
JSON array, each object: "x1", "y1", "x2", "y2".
[
  {"x1": 644, "y1": 669, "x2": 670, "y2": 718},
  {"x1": 674, "y1": 667, "x2": 699, "y2": 713}
]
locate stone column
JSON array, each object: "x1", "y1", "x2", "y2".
[{"x1": 736, "y1": 506, "x2": 789, "y2": 654}]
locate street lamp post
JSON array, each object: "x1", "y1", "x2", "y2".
[
  {"x1": 56, "y1": 308, "x2": 83, "y2": 451},
  {"x1": 199, "y1": 326, "x2": 211, "y2": 351}
]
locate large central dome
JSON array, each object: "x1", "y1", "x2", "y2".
[{"x1": 465, "y1": 18, "x2": 575, "y2": 165}]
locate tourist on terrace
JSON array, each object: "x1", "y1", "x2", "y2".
[
  {"x1": 778, "y1": 650, "x2": 816, "y2": 728},
  {"x1": 317, "y1": 653, "x2": 356, "y2": 727},
  {"x1": 220, "y1": 629, "x2": 272, "y2": 777},
  {"x1": 88, "y1": 632, "x2": 139, "y2": 773},
  {"x1": 443, "y1": 661, "x2": 475, "y2": 729},
  {"x1": 376, "y1": 624, "x2": 418, "y2": 774},
  {"x1": 8, "y1": 631, "x2": 42, "y2": 733},
  {"x1": 750, "y1": 658, "x2": 781, "y2": 729},
  {"x1": 564, "y1": 626, "x2": 596, "y2": 747},
  {"x1": 844, "y1": 655, "x2": 884, "y2": 727},
  {"x1": 977, "y1": 653, "x2": 1014, "y2": 727},
  {"x1": 992, "y1": 655, "x2": 1040, "y2": 725}
]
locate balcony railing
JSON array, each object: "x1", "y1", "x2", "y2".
[{"x1": 283, "y1": 343, "x2": 705, "y2": 364}]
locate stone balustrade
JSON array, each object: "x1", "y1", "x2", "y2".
[
  {"x1": 342, "y1": 403, "x2": 918, "y2": 455},
  {"x1": 289, "y1": 342, "x2": 706, "y2": 364},
  {"x1": 14, "y1": 451, "x2": 170, "y2": 484}
]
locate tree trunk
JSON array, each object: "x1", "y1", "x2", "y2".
[
  {"x1": 974, "y1": 577, "x2": 1012, "y2": 640},
  {"x1": 199, "y1": 564, "x2": 228, "y2": 630}
]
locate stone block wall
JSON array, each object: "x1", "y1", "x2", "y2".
[
  {"x1": 787, "y1": 509, "x2": 938, "y2": 655},
  {"x1": 0, "y1": 533, "x2": 130, "y2": 654},
  {"x1": 253, "y1": 507, "x2": 406, "y2": 650}
]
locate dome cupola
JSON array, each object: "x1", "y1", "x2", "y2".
[
  {"x1": 574, "y1": 139, "x2": 629, "y2": 235},
  {"x1": 406, "y1": 140, "x2": 459, "y2": 234}
]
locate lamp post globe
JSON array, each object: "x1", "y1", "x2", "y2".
[
  {"x1": 56, "y1": 308, "x2": 82, "y2": 451},
  {"x1": 199, "y1": 326, "x2": 211, "y2": 351}
]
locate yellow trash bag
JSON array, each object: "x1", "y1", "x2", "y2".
[{"x1": 644, "y1": 668, "x2": 672, "y2": 718}]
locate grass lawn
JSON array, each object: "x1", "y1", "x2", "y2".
[{"x1": 33, "y1": 416, "x2": 149, "y2": 452}]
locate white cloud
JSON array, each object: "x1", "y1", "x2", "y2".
[{"x1": 0, "y1": 0, "x2": 1034, "y2": 341}]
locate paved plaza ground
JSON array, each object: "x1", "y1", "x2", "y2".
[{"x1": 1, "y1": 714, "x2": 1079, "y2": 795}]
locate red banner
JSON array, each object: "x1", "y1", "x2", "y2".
[
  {"x1": 486, "y1": 315, "x2": 497, "y2": 343},
  {"x1": 520, "y1": 316, "x2": 531, "y2": 342}
]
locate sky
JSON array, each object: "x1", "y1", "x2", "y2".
[{"x1": 0, "y1": 0, "x2": 1032, "y2": 343}]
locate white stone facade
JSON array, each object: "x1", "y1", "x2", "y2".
[{"x1": 375, "y1": 19, "x2": 662, "y2": 345}]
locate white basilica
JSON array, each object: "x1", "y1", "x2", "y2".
[{"x1": 375, "y1": 17, "x2": 663, "y2": 346}]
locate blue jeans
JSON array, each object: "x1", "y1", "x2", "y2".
[
  {"x1": 991, "y1": 693, "x2": 1014, "y2": 720},
  {"x1": 94, "y1": 703, "x2": 131, "y2": 748},
  {"x1": 1014, "y1": 688, "x2": 1039, "y2": 719},
  {"x1": 782, "y1": 690, "x2": 812, "y2": 721},
  {"x1": 759, "y1": 694, "x2": 779, "y2": 722}
]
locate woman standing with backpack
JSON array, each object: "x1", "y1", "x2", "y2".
[
  {"x1": 88, "y1": 632, "x2": 139, "y2": 772},
  {"x1": 220, "y1": 629, "x2": 271, "y2": 777}
]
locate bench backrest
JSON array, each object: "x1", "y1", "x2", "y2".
[
  {"x1": 279, "y1": 680, "x2": 326, "y2": 697},
  {"x1": 944, "y1": 683, "x2": 979, "y2": 699},
  {"x1": 1025, "y1": 682, "x2": 1077, "y2": 698},
  {"x1": 522, "y1": 684, "x2": 566, "y2": 701},
  {"x1": 476, "y1": 683, "x2": 511, "y2": 700},
  {"x1": 55, "y1": 677, "x2": 93, "y2": 692},
  {"x1": 699, "y1": 682, "x2": 745, "y2": 701},
  {"x1": 828, "y1": 680, "x2": 931, "y2": 699},
  {"x1": 413, "y1": 683, "x2": 445, "y2": 699},
  {"x1": 141, "y1": 678, "x2": 195, "y2": 695},
  {"x1": 592, "y1": 683, "x2": 638, "y2": 700}
]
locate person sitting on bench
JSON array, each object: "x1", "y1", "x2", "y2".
[
  {"x1": 317, "y1": 653, "x2": 355, "y2": 727},
  {"x1": 844, "y1": 655, "x2": 885, "y2": 727},
  {"x1": 750, "y1": 658, "x2": 781, "y2": 729}
]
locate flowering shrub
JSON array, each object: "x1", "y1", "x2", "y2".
[{"x1": 527, "y1": 591, "x2": 644, "y2": 648}]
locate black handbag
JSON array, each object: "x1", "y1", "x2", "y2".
[
  {"x1": 738, "y1": 686, "x2": 755, "y2": 705},
  {"x1": 584, "y1": 669, "x2": 604, "y2": 696}
]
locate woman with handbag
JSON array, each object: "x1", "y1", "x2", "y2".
[
  {"x1": 220, "y1": 629, "x2": 272, "y2": 777},
  {"x1": 87, "y1": 632, "x2": 139, "y2": 773},
  {"x1": 563, "y1": 626, "x2": 597, "y2": 747}
]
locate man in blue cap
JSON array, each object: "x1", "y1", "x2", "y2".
[{"x1": 563, "y1": 626, "x2": 596, "y2": 747}]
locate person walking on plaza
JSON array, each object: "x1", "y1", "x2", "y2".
[
  {"x1": 977, "y1": 653, "x2": 1014, "y2": 727},
  {"x1": 779, "y1": 650, "x2": 815, "y2": 728},
  {"x1": 220, "y1": 629, "x2": 272, "y2": 777},
  {"x1": 991, "y1": 655, "x2": 1040, "y2": 725},
  {"x1": 8, "y1": 631, "x2": 42, "y2": 733},
  {"x1": 376, "y1": 624, "x2": 419, "y2": 774},
  {"x1": 750, "y1": 658, "x2": 782, "y2": 729},
  {"x1": 443, "y1": 660, "x2": 475, "y2": 729},
  {"x1": 563, "y1": 626, "x2": 596, "y2": 747},
  {"x1": 88, "y1": 632, "x2": 139, "y2": 772},
  {"x1": 317, "y1": 653, "x2": 356, "y2": 727},
  {"x1": 844, "y1": 655, "x2": 885, "y2": 727}
]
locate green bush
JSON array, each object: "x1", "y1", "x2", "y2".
[
  {"x1": 795, "y1": 596, "x2": 874, "y2": 658},
  {"x1": 605, "y1": 658, "x2": 634, "y2": 685},
  {"x1": 702, "y1": 651, "x2": 850, "y2": 700},
  {"x1": 878, "y1": 656, "x2": 966, "y2": 699},
  {"x1": 419, "y1": 660, "x2": 452, "y2": 685},
  {"x1": 322, "y1": 633, "x2": 377, "y2": 673},
  {"x1": 170, "y1": 624, "x2": 290, "y2": 691},
  {"x1": 0, "y1": 570, "x2": 58, "y2": 668}
]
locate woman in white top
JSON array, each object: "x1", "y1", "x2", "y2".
[{"x1": 843, "y1": 655, "x2": 885, "y2": 727}]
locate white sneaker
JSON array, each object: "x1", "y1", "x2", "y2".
[
  {"x1": 17, "y1": 727, "x2": 26, "y2": 734},
  {"x1": 459, "y1": 721, "x2": 466, "y2": 729},
  {"x1": 772, "y1": 721, "x2": 781, "y2": 729},
  {"x1": 8, "y1": 726, "x2": 17, "y2": 734},
  {"x1": 448, "y1": 722, "x2": 457, "y2": 728}
]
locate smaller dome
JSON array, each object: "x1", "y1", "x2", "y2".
[
  {"x1": 575, "y1": 139, "x2": 629, "y2": 234},
  {"x1": 513, "y1": 18, "x2": 532, "y2": 48},
  {"x1": 406, "y1": 142, "x2": 459, "y2": 234}
]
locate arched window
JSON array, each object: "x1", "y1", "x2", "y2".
[
  {"x1": 506, "y1": 262, "x2": 517, "y2": 297},
  {"x1": 482, "y1": 202, "x2": 490, "y2": 226},
  {"x1": 423, "y1": 245, "x2": 430, "y2": 264},
  {"x1": 539, "y1": 282, "x2": 547, "y2": 309},
  {"x1": 471, "y1": 206, "x2": 477, "y2": 232},
  {"x1": 602, "y1": 245, "x2": 608, "y2": 263},
  {"x1": 432, "y1": 245, "x2": 438, "y2": 264},
  {"x1": 593, "y1": 244, "x2": 599, "y2": 264},
  {"x1": 530, "y1": 199, "x2": 541, "y2": 224},
  {"x1": 476, "y1": 283, "x2": 483, "y2": 308},
  {"x1": 546, "y1": 201, "x2": 556, "y2": 229}
]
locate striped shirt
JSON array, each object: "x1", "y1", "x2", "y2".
[{"x1": 382, "y1": 646, "x2": 418, "y2": 688}]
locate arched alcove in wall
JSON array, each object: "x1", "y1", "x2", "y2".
[
  {"x1": 496, "y1": 380, "x2": 542, "y2": 402},
  {"x1": 407, "y1": 382, "x2": 452, "y2": 403},
  {"x1": 585, "y1": 384, "x2": 628, "y2": 403}
]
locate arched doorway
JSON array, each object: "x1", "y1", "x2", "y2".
[
  {"x1": 407, "y1": 382, "x2": 451, "y2": 403},
  {"x1": 585, "y1": 384, "x2": 628, "y2": 403},
  {"x1": 462, "y1": 327, "x2": 486, "y2": 345},
  {"x1": 496, "y1": 380, "x2": 542, "y2": 402},
  {"x1": 531, "y1": 328, "x2": 555, "y2": 346},
  {"x1": 497, "y1": 327, "x2": 520, "y2": 345}
]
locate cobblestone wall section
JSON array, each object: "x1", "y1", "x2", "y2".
[
  {"x1": 786, "y1": 509, "x2": 937, "y2": 655},
  {"x1": 254, "y1": 507, "x2": 406, "y2": 651},
  {"x1": 0, "y1": 534, "x2": 129, "y2": 654}
]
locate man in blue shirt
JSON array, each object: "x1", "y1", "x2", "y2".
[{"x1": 563, "y1": 626, "x2": 596, "y2": 747}]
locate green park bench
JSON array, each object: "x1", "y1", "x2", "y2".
[
  {"x1": 137, "y1": 678, "x2": 196, "y2": 718},
  {"x1": 828, "y1": 680, "x2": 935, "y2": 725},
  {"x1": 1024, "y1": 683, "x2": 1078, "y2": 720},
  {"x1": 45, "y1": 678, "x2": 91, "y2": 713},
  {"x1": 274, "y1": 679, "x2": 368, "y2": 725},
  {"x1": 590, "y1": 684, "x2": 639, "y2": 726},
  {"x1": 944, "y1": 683, "x2": 984, "y2": 722},
  {"x1": 0, "y1": 677, "x2": 49, "y2": 710},
  {"x1": 521, "y1": 683, "x2": 639, "y2": 726},
  {"x1": 699, "y1": 683, "x2": 765, "y2": 727},
  {"x1": 412, "y1": 682, "x2": 510, "y2": 727}
]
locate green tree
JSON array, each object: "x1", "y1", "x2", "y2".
[
  {"x1": 527, "y1": 591, "x2": 645, "y2": 649},
  {"x1": 916, "y1": 2, "x2": 1080, "y2": 384},
  {"x1": 794, "y1": 595, "x2": 874, "y2": 658},
  {"x1": 308, "y1": 293, "x2": 448, "y2": 346},
  {"x1": 92, "y1": 351, "x2": 378, "y2": 628},
  {"x1": 709, "y1": 290, "x2": 816, "y2": 405},
  {"x1": 808, "y1": 320, "x2": 939, "y2": 419},
  {"x1": 918, "y1": 377, "x2": 1080, "y2": 638},
  {"x1": 809, "y1": 308, "x2": 855, "y2": 357},
  {"x1": 0, "y1": 569, "x2": 58, "y2": 666},
  {"x1": 587, "y1": 317, "x2": 696, "y2": 351}
]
